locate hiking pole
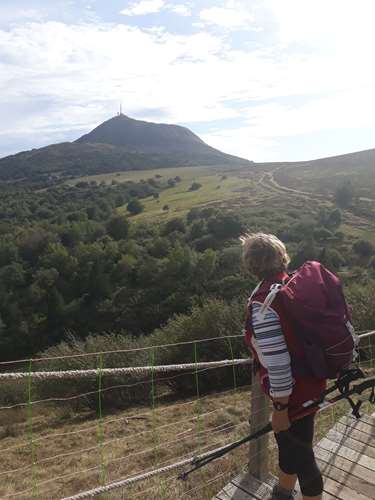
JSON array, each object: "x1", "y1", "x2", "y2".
[
  {"x1": 177, "y1": 377, "x2": 348, "y2": 481},
  {"x1": 177, "y1": 422, "x2": 272, "y2": 481},
  {"x1": 178, "y1": 371, "x2": 375, "y2": 481}
]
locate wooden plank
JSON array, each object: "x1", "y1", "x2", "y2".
[
  {"x1": 314, "y1": 446, "x2": 375, "y2": 484},
  {"x1": 230, "y1": 473, "x2": 274, "y2": 499},
  {"x1": 334, "y1": 422, "x2": 375, "y2": 447},
  {"x1": 321, "y1": 476, "x2": 370, "y2": 500},
  {"x1": 346, "y1": 414, "x2": 375, "y2": 428},
  {"x1": 316, "y1": 458, "x2": 375, "y2": 497},
  {"x1": 218, "y1": 484, "x2": 254, "y2": 500},
  {"x1": 213, "y1": 472, "x2": 269, "y2": 500},
  {"x1": 326, "y1": 429, "x2": 375, "y2": 459},
  {"x1": 338, "y1": 416, "x2": 374, "y2": 436},
  {"x1": 318, "y1": 437, "x2": 375, "y2": 470}
]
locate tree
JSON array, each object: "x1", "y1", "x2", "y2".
[
  {"x1": 319, "y1": 247, "x2": 344, "y2": 272},
  {"x1": 289, "y1": 239, "x2": 317, "y2": 269},
  {"x1": 17, "y1": 228, "x2": 56, "y2": 264},
  {"x1": 106, "y1": 215, "x2": 130, "y2": 241},
  {"x1": 127, "y1": 199, "x2": 144, "y2": 215},
  {"x1": 188, "y1": 182, "x2": 202, "y2": 191},
  {"x1": 162, "y1": 218, "x2": 186, "y2": 235},
  {"x1": 47, "y1": 287, "x2": 66, "y2": 329},
  {"x1": 189, "y1": 221, "x2": 206, "y2": 240},
  {"x1": 39, "y1": 243, "x2": 77, "y2": 277},
  {"x1": 147, "y1": 238, "x2": 170, "y2": 258},
  {"x1": 207, "y1": 212, "x2": 242, "y2": 240},
  {"x1": 0, "y1": 263, "x2": 26, "y2": 289},
  {"x1": 0, "y1": 238, "x2": 18, "y2": 267},
  {"x1": 335, "y1": 181, "x2": 354, "y2": 208},
  {"x1": 353, "y1": 240, "x2": 375, "y2": 258},
  {"x1": 327, "y1": 208, "x2": 342, "y2": 229},
  {"x1": 187, "y1": 207, "x2": 200, "y2": 224}
]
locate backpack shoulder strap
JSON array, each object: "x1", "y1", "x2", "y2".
[
  {"x1": 258, "y1": 283, "x2": 283, "y2": 319},
  {"x1": 248, "y1": 281, "x2": 263, "y2": 304}
]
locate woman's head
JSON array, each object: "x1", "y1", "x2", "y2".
[{"x1": 240, "y1": 232, "x2": 290, "y2": 279}]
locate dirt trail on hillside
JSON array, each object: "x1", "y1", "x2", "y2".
[{"x1": 259, "y1": 169, "x2": 328, "y2": 201}]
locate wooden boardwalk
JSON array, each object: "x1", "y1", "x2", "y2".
[{"x1": 213, "y1": 413, "x2": 375, "y2": 499}]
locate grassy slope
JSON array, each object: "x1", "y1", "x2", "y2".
[
  {"x1": 72, "y1": 165, "x2": 257, "y2": 221},
  {"x1": 71, "y1": 160, "x2": 375, "y2": 248},
  {"x1": 0, "y1": 386, "x2": 251, "y2": 499},
  {"x1": 1, "y1": 381, "x2": 373, "y2": 499}
]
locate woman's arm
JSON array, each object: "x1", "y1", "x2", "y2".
[{"x1": 251, "y1": 302, "x2": 293, "y2": 398}]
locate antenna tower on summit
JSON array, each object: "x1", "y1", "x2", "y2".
[{"x1": 118, "y1": 103, "x2": 123, "y2": 116}]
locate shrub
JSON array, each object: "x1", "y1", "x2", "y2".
[
  {"x1": 188, "y1": 182, "x2": 202, "y2": 191},
  {"x1": 150, "y1": 299, "x2": 250, "y2": 395},
  {"x1": 345, "y1": 280, "x2": 375, "y2": 331},
  {"x1": 34, "y1": 299, "x2": 252, "y2": 410},
  {"x1": 35, "y1": 334, "x2": 152, "y2": 411},
  {"x1": 162, "y1": 218, "x2": 186, "y2": 235},
  {"x1": 106, "y1": 215, "x2": 129, "y2": 241},
  {"x1": 353, "y1": 240, "x2": 375, "y2": 258},
  {"x1": 127, "y1": 199, "x2": 144, "y2": 215}
]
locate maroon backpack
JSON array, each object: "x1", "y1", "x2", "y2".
[{"x1": 259, "y1": 261, "x2": 358, "y2": 379}]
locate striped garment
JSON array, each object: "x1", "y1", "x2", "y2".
[{"x1": 251, "y1": 301, "x2": 294, "y2": 398}]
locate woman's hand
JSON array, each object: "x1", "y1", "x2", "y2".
[{"x1": 272, "y1": 409, "x2": 291, "y2": 433}]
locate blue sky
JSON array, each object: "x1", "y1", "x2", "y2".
[{"x1": 1, "y1": 0, "x2": 375, "y2": 161}]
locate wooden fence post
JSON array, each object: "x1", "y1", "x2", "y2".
[{"x1": 248, "y1": 373, "x2": 270, "y2": 480}]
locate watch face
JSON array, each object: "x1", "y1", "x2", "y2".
[{"x1": 274, "y1": 401, "x2": 288, "y2": 410}]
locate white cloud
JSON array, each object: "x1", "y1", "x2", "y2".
[
  {"x1": 168, "y1": 4, "x2": 191, "y2": 17},
  {"x1": 199, "y1": 1, "x2": 255, "y2": 30},
  {"x1": 2, "y1": 0, "x2": 375, "y2": 160},
  {"x1": 267, "y1": 0, "x2": 375, "y2": 49},
  {"x1": 121, "y1": 0, "x2": 191, "y2": 17},
  {"x1": 203, "y1": 87, "x2": 375, "y2": 161},
  {"x1": 0, "y1": 6, "x2": 44, "y2": 26},
  {"x1": 121, "y1": 0, "x2": 165, "y2": 16},
  {"x1": 242, "y1": 88, "x2": 375, "y2": 138},
  {"x1": 202, "y1": 128, "x2": 278, "y2": 162}
]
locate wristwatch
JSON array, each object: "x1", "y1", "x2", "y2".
[{"x1": 273, "y1": 401, "x2": 289, "y2": 411}]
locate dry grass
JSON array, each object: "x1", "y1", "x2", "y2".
[
  {"x1": 0, "y1": 372, "x2": 372, "y2": 500},
  {"x1": 0, "y1": 385, "x2": 254, "y2": 499}
]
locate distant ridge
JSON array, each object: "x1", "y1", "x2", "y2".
[
  {"x1": 256, "y1": 147, "x2": 375, "y2": 170},
  {"x1": 0, "y1": 114, "x2": 251, "y2": 182}
]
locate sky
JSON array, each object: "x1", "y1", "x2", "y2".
[{"x1": 1, "y1": 0, "x2": 375, "y2": 162}]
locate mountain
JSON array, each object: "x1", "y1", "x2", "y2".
[
  {"x1": 77, "y1": 114, "x2": 216, "y2": 154},
  {"x1": 0, "y1": 114, "x2": 251, "y2": 182}
]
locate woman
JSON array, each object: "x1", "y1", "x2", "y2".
[{"x1": 241, "y1": 233, "x2": 325, "y2": 500}]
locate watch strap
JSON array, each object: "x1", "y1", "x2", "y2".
[{"x1": 273, "y1": 401, "x2": 289, "y2": 411}]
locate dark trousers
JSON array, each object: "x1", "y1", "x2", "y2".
[{"x1": 274, "y1": 414, "x2": 323, "y2": 496}]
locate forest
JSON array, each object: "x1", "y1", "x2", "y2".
[{"x1": 0, "y1": 167, "x2": 374, "y2": 365}]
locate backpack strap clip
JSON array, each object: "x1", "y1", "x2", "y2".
[{"x1": 258, "y1": 283, "x2": 283, "y2": 320}]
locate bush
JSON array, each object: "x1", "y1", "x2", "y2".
[
  {"x1": 127, "y1": 199, "x2": 144, "y2": 215},
  {"x1": 353, "y1": 240, "x2": 375, "y2": 258},
  {"x1": 34, "y1": 299, "x2": 252, "y2": 410},
  {"x1": 345, "y1": 280, "x2": 375, "y2": 331},
  {"x1": 188, "y1": 182, "x2": 202, "y2": 191},
  {"x1": 150, "y1": 299, "x2": 250, "y2": 395},
  {"x1": 162, "y1": 218, "x2": 186, "y2": 235},
  {"x1": 106, "y1": 215, "x2": 129, "y2": 240},
  {"x1": 35, "y1": 334, "x2": 152, "y2": 411}
]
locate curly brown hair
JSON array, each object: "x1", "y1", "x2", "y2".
[{"x1": 240, "y1": 232, "x2": 290, "y2": 279}]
